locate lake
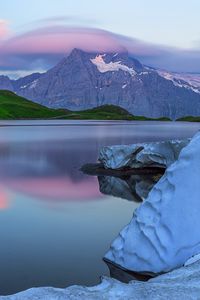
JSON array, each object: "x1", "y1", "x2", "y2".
[{"x1": 0, "y1": 120, "x2": 200, "y2": 296}]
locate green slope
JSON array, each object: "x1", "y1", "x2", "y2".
[
  {"x1": 0, "y1": 90, "x2": 171, "y2": 121},
  {"x1": 0, "y1": 90, "x2": 67, "y2": 119},
  {"x1": 65, "y1": 105, "x2": 135, "y2": 120},
  {"x1": 176, "y1": 116, "x2": 200, "y2": 122},
  {"x1": 65, "y1": 105, "x2": 171, "y2": 121}
]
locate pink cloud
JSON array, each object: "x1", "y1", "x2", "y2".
[
  {"x1": 0, "y1": 20, "x2": 9, "y2": 39},
  {"x1": 1, "y1": 27, "x2": 125, "y2": 54},
  {"x1": 0, "y1": 23, "x2": 200, "y2": 73}
]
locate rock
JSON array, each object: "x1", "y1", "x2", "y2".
[
  {"x1": 99, "y1": 139, "x2": 190, "y2": 169},
  {"x1": 80, "y1": 163, "x2": 165, "y2": 176},
  {"x1": 104, "y1": 131, "x2": 200, "y2": 273}
]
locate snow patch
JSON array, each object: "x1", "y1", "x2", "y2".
[
  {"x1": 20, "y1": 79, "x2": 38, "y2": 90},
  {"x1": 91, "y1": 55, "x2": 136, "y2": 76},
  {"x1": 29, "y1": 79, "x2": 38, "y2": 89},
  {"x1": 158, "y1": 70, "x2": 200, "y2": 94},
  {"x1": 139, "y1": 71, "x2": 149, "y2": 75},
  {"x1": 20, "y1": 84, "x2": 28, "y2": 89}
]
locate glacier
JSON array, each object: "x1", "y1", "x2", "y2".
[
  {"x1": 105, "y1": 131, "x2": 200, "y2": 273},
  {"x1": 99, "y1": 138, "x2": 190, "y2": 169}
]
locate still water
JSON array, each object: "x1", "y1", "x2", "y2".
[{"x1": 0, "y1": 120, "x2": 200, "y2": 295}]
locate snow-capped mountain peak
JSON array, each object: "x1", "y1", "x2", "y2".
[{"x1": 1, "y1": 48, "x2": 200, "y2": 120}]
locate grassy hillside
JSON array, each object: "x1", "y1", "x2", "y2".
[
  {"x1": 65, "y1": 105, "x2": 135, "y2": 120},
  {"x1": 65, "y1": 105, "x2": 171, "y2": 121},
  {"x1": 176, "y1": 116, "x2": 200, "y2": 122},
  {"x1": 0, "y1": 90, "x2": 171, "y2": 121},
  {"x1": 0, "y1": 90, "x2": 67, "y2": 119}
]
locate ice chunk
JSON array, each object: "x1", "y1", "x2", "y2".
[
  {"x1": 104, "y1": 132, "x2": 200, "y2": 273},
  {"x1": 99, "y1": 139, "x2": 190, "y2": 169}
]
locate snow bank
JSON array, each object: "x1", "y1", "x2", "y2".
[
  {"x1": 99, "y1": 139, "x2": 190, "y2": 169},
  {"x1": 3, "y1": 259, "x2": 200, "y2": 299},
  {"x1": 105, "y1": 131, "x2": 200, "y2": 273}
]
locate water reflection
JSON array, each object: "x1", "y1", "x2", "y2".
[
  {"x1": 3, "y1": 177, "x2": 101, "y2": 203},
  {"x1": 98, "y1": 174, "x2": 162, "y2": 202},
  {"x1": 0, "y1": 185, "x2": 9, "y2": 210},
  {"x1": 0, "y1": 121, "x2": 200, "y2": 295},
  {"x1": 0, "y1": 140, "x2": 104, "y2": 203}
]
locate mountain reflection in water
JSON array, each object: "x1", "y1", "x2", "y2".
[{"x1": 0, "y1": 139, "x2": 104, "y2": 204}]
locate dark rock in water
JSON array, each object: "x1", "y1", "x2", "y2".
[
  {"x1": 80, "y1": 163, "x2": 105, "y2": 175},
  {"x1": 104, "y1": 259, "x2": 154, "y2": 283},
  {"x1": 80, "y1": 163, "x2": 165, "y2": 177},
  {"x1": 80, "y1": 163, "x2": 163, "y2": 202}
]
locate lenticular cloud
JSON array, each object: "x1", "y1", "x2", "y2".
[
  {"x1": 2, "y1": 27, "x2": 125, "y2": 54},
  {"x1": 0, "y1": 24, "x2": 200, "y2": 73}
]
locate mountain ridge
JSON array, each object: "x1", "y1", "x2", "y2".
[{"x1": 1, "y1": 48, "x2": 200, "y2": 119}]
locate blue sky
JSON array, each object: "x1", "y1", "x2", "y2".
[{"x1": 0, "y1": 0, "x2": 200, "y2": 76}]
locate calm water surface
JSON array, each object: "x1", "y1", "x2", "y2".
[{"x1": 0, "y1": 120, "x2": 200, "y2": 295}]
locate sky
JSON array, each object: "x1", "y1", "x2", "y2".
[{"x1": 0, "y1": 0, "x2": 200, "y2": 77}]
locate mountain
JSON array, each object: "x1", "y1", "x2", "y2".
[
  {"x1": 0, "y1": 75, "x2": 14, "y2": 91},
  {"x1": 12, "y1": 72, "x2": 42, "y2": 91},
  {"x1": 1, "y1": 48, "x2": 200, "y2": 119},
  {"x1": 0, "y1": 73, "x2": 42, "y2": 95},
  {"x1": 156, "y1": 69, "x2": 200, "y2": 94}
]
